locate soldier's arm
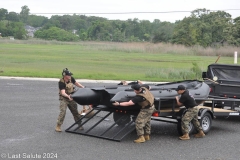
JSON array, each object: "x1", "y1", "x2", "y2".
[
  {"x1": 175, "y1": 96, "x2": 183, "y2": 106},
  {"x1": 112, "y1": 100, "x2": 135, "y2": 106},
  {"x1": 75, "y1": 82, "x2": 84, "y2": 88},
  {"x1": 60, "y1": 89, "x2": 72, "y2": 100}
]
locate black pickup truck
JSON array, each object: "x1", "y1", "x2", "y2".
[{"x1": 202, "y1": 63, "x2": 240, "y2": 108}]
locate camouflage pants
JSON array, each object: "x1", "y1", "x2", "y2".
[
  {"x1": 135, "y1": 106, "x2": 154, "y2": 136},
  {"x1": 181, "y1": 107, "x2": 202, "y2": 134},
  {"x1": 57, "y1": 97, "x2": 81, "y2": 125}
]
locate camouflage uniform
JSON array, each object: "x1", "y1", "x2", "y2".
[
  {"x1": 135, "y1": 87, "x2": 155, "y2": 136},
  {"x1": 135, "y1": 107, "x2": 155, "y2": 136},
  {"x1": 57, "y1": 78, "x2": 81, "y2": 125},
  {"x1": 181, "y1": 107, "x2": 202, "y2": 134}
]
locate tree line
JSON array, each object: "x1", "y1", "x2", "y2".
[{"x1": 0, "y1": 6, "x2": 239, "y2": 47}]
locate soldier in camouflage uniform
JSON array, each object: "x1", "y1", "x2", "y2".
[
  {"x1": 55, "y1": 68, "x2": 85, "y2": 132},
  {"x1": 113, "y1": 84, "x2": 155, "y2": 143},
  {"x1": 175, "y1": 85, "x2": 206, "y2": 140}
]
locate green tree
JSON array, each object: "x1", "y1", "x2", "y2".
[
  {"x1": 59, "y1": 15, "x2": 73, "y2": 31},
  {"x1": 0, "y1": 8, "x2": 8, "y2": 21},
  {"x1": 172, "y1": 17, "x2": 198, "y2": 46},
  {"x1": 0, "y1": 21, "x2": 8, "y2": 36},
  {"x1": 6, "y1": 12, "x2": 19, "y2": 22},
  {"x1": 2, "y1": 22, "x2": 27, "y2": 39},
  {"x1": 73, "y1": 17, "x2": 88, "y2": 31},
  {"x1": 20, "y1": 5, "x2": 30, "y2": 23},
  {"x1": 152, "y1": 21, "x2": 175, "y2": 43},
  {"x1": 78, "y1": 29, "x2": 88, "y2": 41},
  {"x1": 27, "y1": 15, "x2": 48, "y2": 27},
  {"x1": 130, "y1": 18, "x2": 141, "y2": 40},
  {"x1": 225, "y1": 16, "x2": 240, "y2": 46},
  {"x1": 112, "y1": 28, "x2": 124, "y2": 42},
  {"x1": 152, "y1": 19, "x2": 161, "y2": 31},
  {"x1": 139, "y1": 20, "x2": 152, "y2": 41},
  {"x1": 172, "y1": 8, "x2": 232, "y2": 47},
  {"x1": 125, "y1": 18, "x2": 139, "y2": 40},
  {"x1": 87, "y1": 21, "x2": 111, "y2": 41},
  {"x1": 12, "y1": 22, "x2": 27, "y2": 39},
  {"x1": 43, "y1": 16, "x2": 61, "y2": 30},
  {"x1": 34, "y1": 26, "x2": 78, "y2": 41}
]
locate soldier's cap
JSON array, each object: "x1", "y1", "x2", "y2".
[
  {"x1": 63, "y1": 70, "x2": 73, "y2": 76},
  {"x1": 131, "y1": 84, "x2": 141, "y2": 91},
  {"x1": 141, "y1": 84, "x2": 150, "y2": 90},
  {"x1": 175, "y1": 85, "x2": 186, "y2": 91}
]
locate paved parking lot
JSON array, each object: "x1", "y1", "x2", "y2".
[{"x1": 0, "y1": 78, "x2": 240, "y2": 160}]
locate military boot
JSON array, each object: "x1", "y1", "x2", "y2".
[
  {"x1": 179, "y1": 133, "x2": 190, "y2": 140},
  {"x1": 144, "y1": 135, "x2": 150, "y2": 141},
  {"x1": 194, "y1": 130, "x2": 205, "y2": 138},
  {"x1": 134, "y1": 135, "x2": 145, "y2": 143},
  {"x1": 55, "y1": 124, "x2": 62, "y2": 132}
]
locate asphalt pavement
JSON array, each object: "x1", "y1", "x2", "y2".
[{"x1": 0, "y1": 77, "x2": 240, "y2": 160}]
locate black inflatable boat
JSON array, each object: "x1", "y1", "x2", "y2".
[{"x1": 71, "y1": 80, "x2": 210, "y2": 111}]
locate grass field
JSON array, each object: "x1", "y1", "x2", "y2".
[{"x1": 0, "y1": 39, "x2": 239, "y2": 82}]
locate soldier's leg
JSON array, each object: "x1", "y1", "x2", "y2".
[
  {"x1": 57, "y1": 99, "x2": 68, "y2": 125},
  {"x1": 135, "y1": 110, "x2": 146, "y2": 136},
  {"x1": 68, "y1": 101, "x2": 84, "y2": 130},
  {"x1": 192, "y1": 107, "x2": 205, "y2": 138},
  {"x1": 181, "y1": 110, "x2": 194, "y2": 134},
  {"x1": 144, "y1": 120, "x2": 151, "y2": 135},
  {"x1": 191, "y1": 108, "x2": 202, "y2": 131},
  {"x1": 68, "y1": 101, "x2": 81, "y2": 123},
  {"x1": 144, "y1": 107, "x2": 154, "y2": 135}
]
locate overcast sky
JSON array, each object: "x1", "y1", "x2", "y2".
[{"x1": 2, "y1": 0, "x2": 240, "y2": 22}]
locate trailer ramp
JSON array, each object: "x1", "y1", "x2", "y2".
[{"x1": 65, "y1": 105, "x2": 136, "y2": 142}]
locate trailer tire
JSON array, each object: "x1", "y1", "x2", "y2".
[
  {"x1": 177, "y1": 120, "x2": 195, "y2": 135},
  {"x1": 200, "y1": 112, "x2": 212, "y2": 134},
  {"x1": 113, "y1": 112, "x2": 131, "y2": 126}
]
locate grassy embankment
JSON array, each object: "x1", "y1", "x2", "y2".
[{"x1": 0, "y1": 39, "x2": 239, "y2": 82}]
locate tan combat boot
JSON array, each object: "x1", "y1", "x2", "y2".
[
  {"x1": 194, "y1": 130, "x2": 205, "y2": 138},
  {"x1": 179, "y1": 133, "x2": 190, "y2": 140},
  {"x1": 134, "y1": 135, "x2": 145, "y2": 143},
  {"x1": 55, "y1": 124, "x2": 62, "y2": 132},
  {"x1": 144, "y1": 135, "x2": 150, "y2": 141}
]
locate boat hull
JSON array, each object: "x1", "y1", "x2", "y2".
[{"x1": 71, "y1": 80, "x2": 210, "y2": 111}]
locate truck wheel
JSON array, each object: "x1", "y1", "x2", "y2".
[
  {"x1": 177, "y1": 120, "x2": 195, "y2": 135},
  {"x1": 200, "y1": 112, "x2": 212, "y2": 134},
  {"x1": 113, "y1": 112, "x2": 131, "y2": 126}
]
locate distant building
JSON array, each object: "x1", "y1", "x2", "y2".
[
  {"x1": 72, "y1": 29, "x2": 77, "y2": 34},
  {"x1": 24, "y1": 25, "x2": 41, "y2": 37}
]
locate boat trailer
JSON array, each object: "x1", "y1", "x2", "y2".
[
  {"x1": 65, "y1": 105, "x2": 137, "y2": 142},
  {"x1": 65, "y1": 98, "x2": 240, "y2": 142}
]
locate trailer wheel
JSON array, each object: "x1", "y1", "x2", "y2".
[
  {"x1": 113, "y1": 112, "x2": 131, "y2": 126},
  {"x1": 200, "y1": 112, "x2": 212, "y2": 133},
  {"x1": 177, "y1": 120, "x2": 195, "y2": 135}
]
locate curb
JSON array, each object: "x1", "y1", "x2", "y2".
[{"x1": 0, "y1": 76, "x2": 162, "y2": 84}]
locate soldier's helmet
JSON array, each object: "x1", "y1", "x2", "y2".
[{"x1": 62, "y1": 68, "x2": 73, "y2": 76}]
